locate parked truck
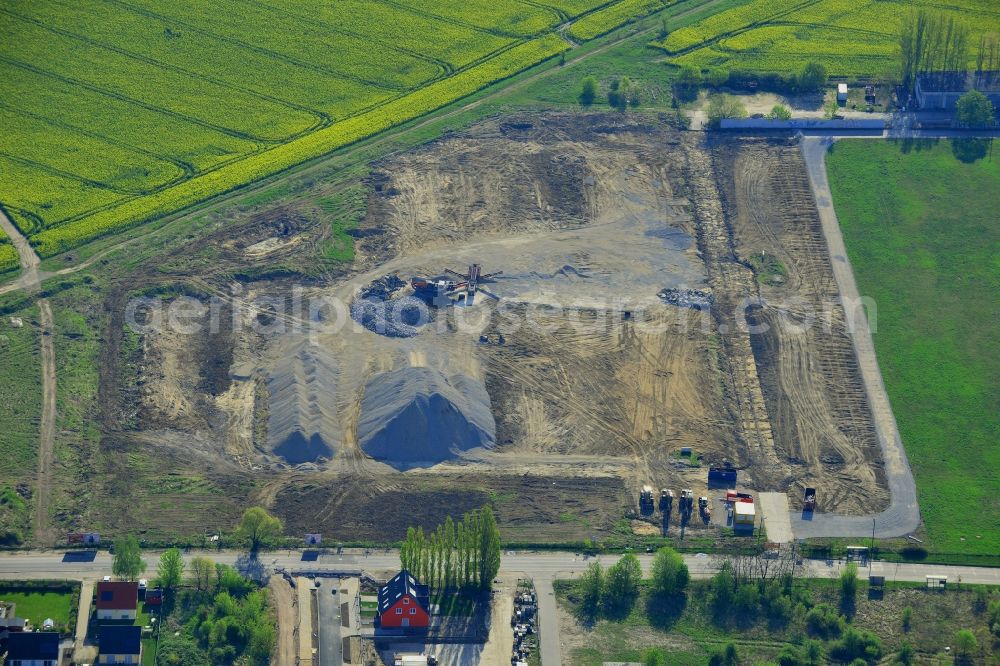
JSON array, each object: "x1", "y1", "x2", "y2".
[
  {"x1": 803, "y1": 487, "x2": 817, "y2": 512},
  {"x1": 639, "y1": 486, "x2": 655, "y2": 514},
  {"x1": 659, "y1": 489, "x2": 674, "y2": 512},
  {"x1": 698, "y1": 496, "x2": 711, "y2": 521}
]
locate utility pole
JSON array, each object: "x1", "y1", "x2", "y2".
[{"x1": 869, "y1": 518, "x2": 876, "y2": 573}]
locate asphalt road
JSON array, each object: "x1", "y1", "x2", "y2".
[
  {"x1": 797, "y1": 134, "x2": 921, "y2": 540},
  {"x1": 316, "y1": 577, "x2": 343, "y2": 666},
  {"x1": 4, "y1": 548, "x2": 1000, "y2": 666}
]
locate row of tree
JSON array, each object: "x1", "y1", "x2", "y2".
[
  {"x1": 578, "y1": 547, "x2": 689, "y2": 619},
  {"x1": 899, "y1": 11, "x2": 1000, "y2": 92},
  {"x1": 399, "y1": 506, "x2": 501, "y2": 591}
]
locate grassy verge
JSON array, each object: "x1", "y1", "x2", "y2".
[
  {"x1": 827, "y1": 139, "x2": 999, "y2": 559},
  {"x1": 557, "y1": 574, "x2": 998, "y2": 664}
]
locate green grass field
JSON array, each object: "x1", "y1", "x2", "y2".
[
  {"x1": 0, "y1": 306, "x2": 42, "y2": 481},
  {"x1": 0, "y1": 0, "x2": 671, "y2": 265},
  {"x1": 827, "y1": 139, "x2": 999, "y2": 557},
  {"x1": 654, "y1": 0, "x2": 1000, "y2": 78},
  {"x1": 0, "y1": 586, "x2": 76, "y2": 628}
]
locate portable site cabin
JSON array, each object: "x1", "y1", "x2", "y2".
[{"x1": 733, "y1": 501, "x2": 755, "y2": 528}]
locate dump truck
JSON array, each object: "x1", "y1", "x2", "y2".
[
  {"x1": 639, "y1": 486, "x2": 655, "y2": 514},
  {"x1": 698, "y1": 496, "x2": 711, "y2": 521},
  {"x1": 680, "y1": 489, "x2": 694, "y2": 514},
  {"x1": 803, "y1": 487, "x2": 817, "y2": 512},
  {"x1": 659, "y1": 489, "x2": 674, "y2": 512}
]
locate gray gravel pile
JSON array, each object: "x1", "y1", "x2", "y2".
[
  {"x1": 657, "y1": 287, "x2": 714, "y2": 309},
  {"x1": 351, "y1": 274, "x2": 432, "y2": 338},
  {"x1": 266, "y1": 343, "x2": 340, "y2": 464},
  {"x1": 358, "y1": 367, "x2": 495, "y2": 469}
]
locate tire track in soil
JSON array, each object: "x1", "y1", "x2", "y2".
[{"x1": 681, "y1": 135, "x2": 782, "y2": 476}]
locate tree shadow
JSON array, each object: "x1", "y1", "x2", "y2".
[
  {"x1": 896, "y1": 137, "x2": 939, "y2": 154},
  {"x1": 645, "y1": 592, "x2": 687, "y2": 630},
  {"x1": 952, "y1": 138, "x2": 991, "y2": 163}
]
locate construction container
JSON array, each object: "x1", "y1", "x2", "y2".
[
  {"x1": 733, "y1": 501, "x2": 755, "y2": 527},
  {"x1": 708, "y1": 467, "x2": 737, "y2": 484}
]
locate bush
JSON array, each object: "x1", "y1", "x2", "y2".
[
  {"x1": 798, "y1": 61, "x2": 828, "y2": 92},
  {"x1": 643, "y1": 647, "x2": 667, "y2": 666},
  {"x1": 711, "y1": 564, "x2": 736, "y2": 618},
  {"x1": 806, "y1": 603, "x2": 845, "y2": 639},
  {"x1": 674, "y1": 66, "x2": 702, "y2": 102},
  {"x1": 580, "y1": 76, "x2": 597, "y2": 105},
  {"x1": 896, "y1": 641, "x2": 914, "y2": 666},
  {"x1": 734, "y1": 583, "x2": 759, "y2": 615},
  {"x1": 840, "y1": 562, "x2": 858, "y2": 613},
  {"x1": 829, "y1": 627, "x2": 882, "y2": 663},
  {"x1": 767, "y1": 104, "x2": 792, "y2": 120},
  {"x1": 705, "y1": 93, "x2": 748, "y2": 127},
  {"x1": 954, "y1": 629, "x2": 978, "y2": 661},
  {"x1": 901, "y1": 605, "x2": 913, "y2": 631},
  {"x1": 956, "y1": 90, "x2": 995, "y2": 127}
]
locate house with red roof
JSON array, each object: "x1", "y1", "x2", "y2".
[
  {"x1": 95, "y1": 581, "x2": 138, "y2": 621},
  {"x1": 376, "y1": 570, "x2": 430, "y2": 630}
]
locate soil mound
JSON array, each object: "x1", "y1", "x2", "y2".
[
  {"x1": 266, "y1": 343, "x2": 340, "y2": 463},
  {"x1": 358, "y1": 368, "x2": 495, "y2": 469}
]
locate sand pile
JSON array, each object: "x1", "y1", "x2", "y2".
[
  {"x1": 358, "y1": 367, "x2": 495, "y2": 469},
  {"x1": 266, "y1": 343, "x2": 340, "y2": 464}
]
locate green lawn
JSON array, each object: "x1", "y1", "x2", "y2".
[
  {"x1": 827, "y1": 139, "x2": 999, "y2": 558},
  {"x1": 0, "y1": 586, "x2": 75, "y2": 628}
]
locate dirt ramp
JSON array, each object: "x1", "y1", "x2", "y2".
[
  {"x1": 358, "y1": 367, "x2": 495, "y2": 469},
  {"x1": 266, "y1": 343, "x2": 340, "y2": 464}
]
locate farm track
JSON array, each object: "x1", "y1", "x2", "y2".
[{"x1": 0, "y1": 208, "x2": 56, "y2": 545}]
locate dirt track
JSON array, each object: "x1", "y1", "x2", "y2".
[
  {"x1": 268, "y1": 575, "x2": 297, "y2": 666},
  {"x1": 0, "y1": 208, "x2": 58, "y2": 545}
]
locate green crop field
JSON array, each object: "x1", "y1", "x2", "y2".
[
  {"x1": 654, "y1": 0, "x2": 1000, "y2": 77},
  {"x1": 827, "y1": 139, "x2": 999, "y2": 557},
  {"x1": 0, "y1": 0, "x2": 668, "y2": 266}
]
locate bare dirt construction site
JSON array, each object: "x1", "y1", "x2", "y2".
[{"x1": 95, "y1": 113, "x2": 888, "y2": 542}]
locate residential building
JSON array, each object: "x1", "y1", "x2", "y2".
[
  {"x1": 5, "y1": 631, "x2": 63, "y2": 666},
  {"x1": 95, "y1": 581, "x2": 139, "y2": 621},
  {"x1": 98, "y1": 624, "x2": 142, "y2": 665},
  {"x1": 377, "y1": 570, "x2": 430, "y2": 630}
]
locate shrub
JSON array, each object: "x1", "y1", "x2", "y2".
[
  {"x1": 798, "y1": 62, "x2": 828, "y2": 92},
  {"x1": 580, "y1": 76, "x2": 597, "y2": 105},
  {"x1": 674, "y1": 66, "x2": 702, "y2": 102},
  {"x1": 901, "y1": 605, "x2": 913, "y2": 631},
  {"x1": 829, "y1": 627, "x2": 882, "y2": 663},
  {"x1": 805, "y1": 603, "x2": 844, "y2": 639},
  {"x1": 767, "y1": 104, "x2": 792, "y2": 120},
  {"x1": 954, "y1": 629, "x2": 978, "y2": 661},
  {"x1": 956, "y1": 90, "x2": 995, "y2": 127},
  {"x1": 705, "y1": 93, "x2": 748, "y2": 127}
]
